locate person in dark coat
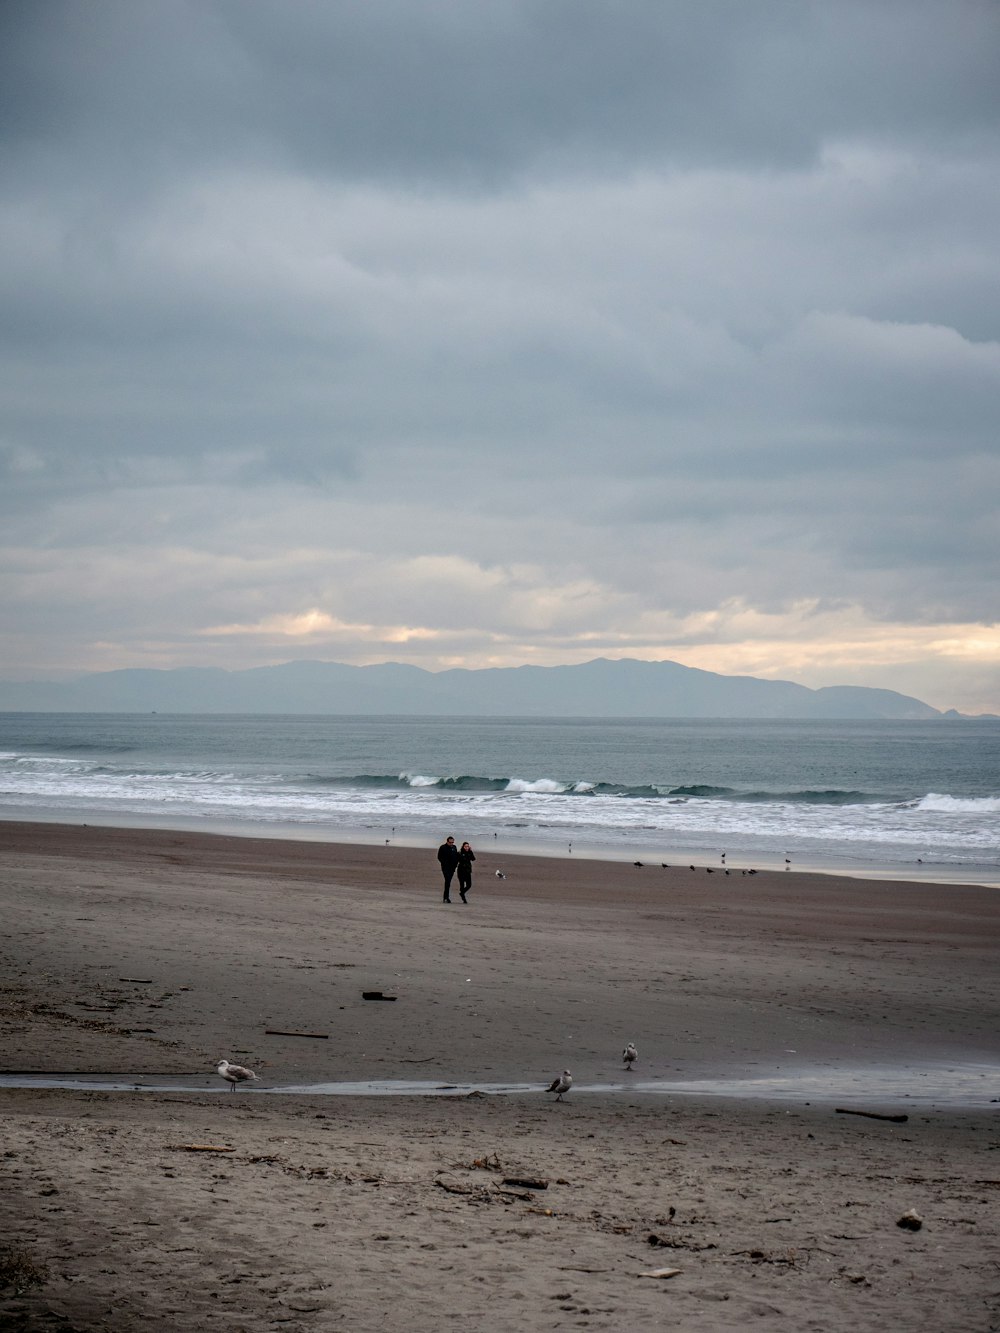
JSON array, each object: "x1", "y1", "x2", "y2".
[
  {"x1": 456, "y1": 841, "x2": 476, "y2": 903},
  {"x1": 437, "y1": 836, "x2": 459, "y2": 902}
]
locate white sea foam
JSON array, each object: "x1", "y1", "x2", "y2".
[
  {"x1": 505, "y1": 777, "x2": 566, "y2": 793},
  {"x1": 915, "y1": 792, "x2": 1000, "y2": 814}
]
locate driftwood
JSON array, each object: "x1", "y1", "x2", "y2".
[
  {"x1": 168, "y1": 1144, "x2": 235, "y2": 1153},
  {"x1": 362, "y1": 991, "x2": 397, "y2": 1001},
  {"x1": 835, "y1": 1108, "x2": 908, "y2": 1123},
  {"x1": 637, "y1": 1267, "x2": 682, "y2": 1280},
  {"x1": 119, "y1": 978, "x2": 153, "y2": 984},
  {"x1": 435, "y1": 1178, "x2": 476, "y2": 1196},
  {"x1": 492, "y1": 1183, "x2": 535, "y2": 1201},
  {"x1": 503, "y1": 1176, "x2": 548, "y2": 1190},
  {"x1": 264, "y1": 1029, "x2": 329, "y2": 1039}
]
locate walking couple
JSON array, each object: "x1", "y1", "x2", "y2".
[{"x1": 437, "y1": 836, "x2": 475, "y2": 903}]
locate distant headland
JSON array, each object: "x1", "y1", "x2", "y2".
[{"x1": 1, "y1": 657, "x2": 991, "y2": 719}]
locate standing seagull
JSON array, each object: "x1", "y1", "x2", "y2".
[
  {"x1": 623, "y1": 1042, "x2": 638, "y2": 1070},
  {"x1": 546, "y1": 1069, "x2": 573, "y2": 1101},
  {"x1": 217, "y1": 1058, "x2": 258, "y2": 1092}
]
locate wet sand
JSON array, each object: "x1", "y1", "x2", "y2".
[{"x1": 1, "y1": 821, "x2": 998, "y2": 1331}]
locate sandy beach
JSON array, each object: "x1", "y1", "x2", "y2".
[{"x1": 1, "y1": 821, "x2": 998, "y2": 1331}]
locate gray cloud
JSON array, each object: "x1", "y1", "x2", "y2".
[{"x1": 1, "y1": 1, "x2": 999, "y2": 710}]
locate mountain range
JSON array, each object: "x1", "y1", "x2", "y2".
[{"x1": 0, "y1": 657, "x2": 954, "y2": 719}]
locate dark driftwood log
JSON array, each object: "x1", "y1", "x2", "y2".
[
  {"x1": 264, "y1": 1029, "x2": 329, "y2": 1038},
  {"x1": 835, "y1": 1108, "x2": 908, "y2": 1123},
  {"x1": 503, "y1": 1176, "x2": 548, "y2": 1190},
  {"x1": 362, "y1": 991, "x2": 398, "y2": 1001}
]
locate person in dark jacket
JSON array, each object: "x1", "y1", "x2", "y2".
[
  {"x1": 437, "y1": 836, "x2": 459, "y2": 902},
  {"x1": 456, "y1": 842, "x2": 476, "y2": 903}
]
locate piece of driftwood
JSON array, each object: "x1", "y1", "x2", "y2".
[
  {"x1": 835, "y1": 1108, "x2": 908, "y2": 1123},
  {"x1": 119, "y1": 978, "x2": 153, "y2": 983},
  {"x1": 362, "y1": 991, "x2": 397, "y2": 1001},
  {"x1": 503, "y1": 1176, "x2": 548, "y2": 1190},
  {"x1": 168, "y1": 1144, "x2": 235, "y2": 1153},
  {"x1": 637, "y1": 1267, "x2": 682, "y2": 1280},
  {"x1": 264, "y1": 1029, "x2": 330, "y2": 1039},
  {"x1": 264, "y1": 1028, "x2": 329, "y2": 1039},
  {"x1": 491, "y1": 1183, "x2": 535, "y2": 1200},
  {"x1": 435, "y1": 1178, "x2": 475, "y2": 1196}
]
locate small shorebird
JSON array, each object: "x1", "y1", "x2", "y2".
[
  {"x1": 623, "y1": 1042, "x2": 638, "y2": 1070},
  {"x1": 217, "y1": 1058, "x2": 258, "y2": 1092},
  {"x1": 547, "y1": 1070, "x2": 573, "y2": 1101}
]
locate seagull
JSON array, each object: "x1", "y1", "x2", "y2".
[
  {"x1": 217, "y1": 1058, "x2": 258, "y2": 1092},
  {"x1": 495, "y1": 869, "x2": 506, "y2": 879},
  {"x1": 547, "y1": 1069, "x2": 572, "y2": 1101},
  {"x1": 623, "y1": 1042, "x2": 638, "y2": 1069}
]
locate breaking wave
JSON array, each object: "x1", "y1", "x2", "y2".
[{"x1": 302, "y1": 772, "x2": 887, "y2": 805}]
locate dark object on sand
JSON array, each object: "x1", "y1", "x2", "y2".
[
  {"x1": 362, "y1": 990, "x2": 398, "y2": 1001},
  {"x1": 503, "y1": 1176, "x2": 548, "y2": 1190},
  {"x1": 897, "y1": 1209, "x2": 923, "y2": 1231},
  {"x1": 835, "y1": 1107, "x2": 908, "y2": 1123},
  {"x1": 264, "y1": 1028, "x2": 329, "y2": 1038}
]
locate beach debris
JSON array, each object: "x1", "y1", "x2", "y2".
[
  {"x1": 264, "y1": 1028, "x2": 329, "y2": 1038},
  {"x1": 362, "y1": 990, "x2": 397, "y2": 1001},
  {"x1": 503, "y1": 1176, "x2": 548, "y2": 1190},
  {"x1": 623, "y1": 1041, "x2": 638, "y2": 1069},
  {"x1": 495, "y1": 870, "x2": 506, "y2": 879},
  {"x1": 897, "y1": 1208, "x2": 923, "y2": 1231},
  {"x1": 492, "y1": 1182, "x2": 536, "y2": 1201},
  {"x1": 637, "y1": 1267, "x2": 682, "y2": 1280},
  {"x1": 168, "y1": 1143, "x2": 236, "y2": 1153},
  {"x1": 216, "y1": 1058, "x2": 259, "y2": 1091},
  {"x1": 547, "y1": 1070, "x2": 573, "y2": 1101},
  {"x1": 0, "y1": 1247, "x2": 50, "y2": 1295},
  {"x1": 468, "y1": 1153, "x2": 502, "y2": 1171},
  {"x1": 119, "y1": 977, "x2": 153, "y2": 984},
  {"x1": 835, "y1": 1107, "x2": 908, "y2": 1123},
  {"x1": 435, "y1": 1177, "x2": 479, "y2": 1196}
]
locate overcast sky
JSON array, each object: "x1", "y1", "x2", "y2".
[{"x1": 2, "y1": 1, "x2": 999, "y2": 712}]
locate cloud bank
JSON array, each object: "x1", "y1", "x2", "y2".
[{"x1": 2, "y1": 0, "x2": 999, "y2": 710}]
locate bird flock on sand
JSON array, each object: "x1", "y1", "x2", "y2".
[{"x1": 216, "y1": 1043, "x2": 640, "y2": 1103}]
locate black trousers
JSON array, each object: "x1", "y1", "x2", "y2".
[{"x1": 441, "y1": 866, "x2": 456, "y2": 900}]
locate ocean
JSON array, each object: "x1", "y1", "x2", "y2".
[{"x1": 0, "y1": 712, "x2": 998, "y2": 884}]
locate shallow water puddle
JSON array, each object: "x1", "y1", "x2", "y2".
[{"x1": 1, "y1": 1063, "x2": 998, "y2": 1107}]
